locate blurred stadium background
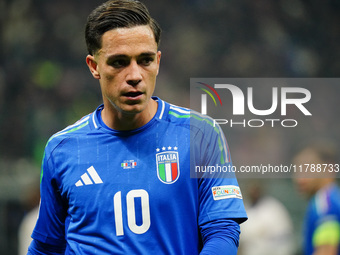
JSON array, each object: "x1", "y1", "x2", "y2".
[{"x1": 0, "y1": 0, "x2": 339, "y2": 254}]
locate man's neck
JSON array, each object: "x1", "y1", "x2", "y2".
[{"x1": 101, "y1": 99, "x2": 158, "y2": 131}]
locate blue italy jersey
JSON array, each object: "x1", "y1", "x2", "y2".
[
  {"x1": 304, "y1": 184, "x2": 340, "y2": 255},
  {"x1": 32, "y1": 97, "x2": 247, "y2": 254}
]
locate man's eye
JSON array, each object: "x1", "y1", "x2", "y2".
[
  {"x1": 139, "y1": 57, "x2": 154, "y2": 66},
  {"x1": 109, "y1": 59, "x2": 129, "y2": 68}
]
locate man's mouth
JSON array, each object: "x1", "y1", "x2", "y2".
[{"x1": 123, "y1": 91, "x2": 143, "y2": 98}]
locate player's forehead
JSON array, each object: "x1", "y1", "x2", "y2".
[{"x1": 97, "y1": 25, "x2": 157, "y2": 56}]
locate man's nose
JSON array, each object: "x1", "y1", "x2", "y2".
[{"x1": 126, "y1": 61, "x2": 142, "y2": 86}]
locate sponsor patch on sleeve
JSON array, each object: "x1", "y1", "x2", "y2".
[{"x1": 212, "y1": 185, "x2": 243, "y2": 200}]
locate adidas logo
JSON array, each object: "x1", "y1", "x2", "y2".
[{"x1": 75, "y1": 166, "x2": 103, "y2": 187}]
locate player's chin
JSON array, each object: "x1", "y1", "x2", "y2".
[
  {"x1": 119, "y1": 101, "x2": 146, "y2": 115},
  {"x1": 118, "y1": 94, "x2": 153, "y2": 114}
]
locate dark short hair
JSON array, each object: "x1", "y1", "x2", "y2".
[{"x1": 85, "y1": 0, "x2": 161, "y2": 55}]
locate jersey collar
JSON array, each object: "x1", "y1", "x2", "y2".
[{"x1": 89, "y1": 96, "x2": 167, "y2": 134}]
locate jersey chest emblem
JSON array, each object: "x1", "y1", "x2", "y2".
[{"x1": 156, "y1": 149, "x2": 180, "y2": 184}]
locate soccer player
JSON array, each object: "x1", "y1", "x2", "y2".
[
  {"x1": 293, "y1": 143, "x2": 340, "y2": 255},
  {"x1": 28, "y1": 0, "x2": 247, "y2": 254}
]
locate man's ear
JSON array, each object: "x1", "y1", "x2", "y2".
[
  {"x1": 86, "y1": 55, "x2": 100, "y2": 79},
  {"x1": 156, "y1": 50, "x2": 161, "y2": 75}
]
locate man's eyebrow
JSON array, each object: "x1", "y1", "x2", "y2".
[
  {"x1": 107, "y1": 52, "x2": 157, "y2": 60},
  {"x1": 107, "y1": 54, "x2": 129, "y2": 60},
  {"x1": 139, "y1": 51, "x2": 157, "y2": 57}
]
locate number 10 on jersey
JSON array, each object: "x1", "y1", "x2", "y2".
[{"x1": 113, "y1": 189, "x2": 151, "y2": 236}]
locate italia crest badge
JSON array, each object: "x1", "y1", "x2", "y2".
[{"x1": 156, "y1": 147, "x2": 180, "y2": 184}]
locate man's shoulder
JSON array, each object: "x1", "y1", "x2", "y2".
[
  {"x1": 329, "y1": 185, "x2": 340, "y2": 210},
  {"x1": 165, "y1": 103, "x2": 191, "y2": 123},
  {"x1": 45, "y1": 113, "x2": 93, "y2": 150},
  {"x1": 164, "y1": 101, "x2": 216, "y2": 130},
  {"x1": 309, "y1": 184, "x2": 340, "y2": 218}
]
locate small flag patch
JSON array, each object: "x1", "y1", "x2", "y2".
[{"x1": 121, "y1": 160, "x2": 137, "y2": 169}]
